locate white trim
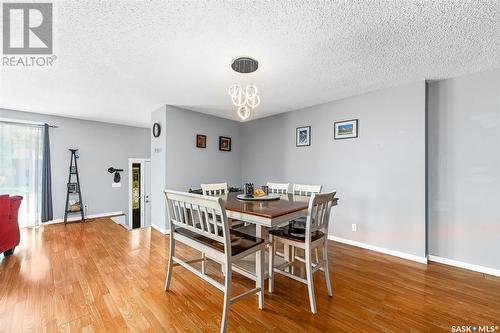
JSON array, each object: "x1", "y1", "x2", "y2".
[
  {"x1": 111, "y1": 215, "x2": 129, "y2": 230},
  {"x1": 427, "y1": 255, "x2": 500, "y2": 277},
  {"x1": 44, "y1": 211, "x2": 124, "y2": 224},
  {"x1": 151, "y1": 223, "x2": 170, "y2": 235},
  {"x1": 128, "y1": 158, "x2": 152, "y2": 230},
  {"x1": 328, "y1": 235, "x2": 428, "y2": 264}
]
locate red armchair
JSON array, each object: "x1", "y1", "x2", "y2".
[{"x1": 0, "y1": 195, "x2": 23, "y2": 256}]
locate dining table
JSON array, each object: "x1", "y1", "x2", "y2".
[{"x1": 220, "y1": 191, "x2": 338, "y2": 283}]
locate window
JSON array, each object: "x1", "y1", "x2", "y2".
[{"x1": 0, "y1": 123, "x2": 43, "y2": 227}]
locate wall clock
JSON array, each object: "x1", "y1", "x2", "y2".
[{"x1": 152, "y1": 122, "x2": 161, "y2": 137}]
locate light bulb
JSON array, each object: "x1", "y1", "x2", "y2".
[
  {"x1": 245, "y1": 85, "x2": 258, "y2": 98},
  {"x1": 247, "y1": 94, "x2": 260, "y2": 109},
  {"x1": 231, "y1": 92, "x2": 247, "y2": 107},
  {"x1": 229, "y1": 83, "x2": 259, "y2": 120},
  {"x1": 237, "y1": 105, "x2": 250, "y2": 120},
  {"x1": 228, "y1": 84, "x2": 242, "y2": 98}
]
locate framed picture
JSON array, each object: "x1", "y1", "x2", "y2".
[
  {"x1": 67, "y1": 183, "x2": 78, "y2": 193},
  {"x1": 219, "y1": 136, "x2": 231, "y2": 151},
  {"x1": 296, "y1": 126, "x2": 311, "y2": 147},
  {"x1": 334, "y1": 119, "x2": 358, "y2": 140},
  {"x1": 196, "y1": 134, "x2": 206, "y2": 148}
]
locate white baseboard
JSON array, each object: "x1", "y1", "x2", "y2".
[
  {"x1": 45, "y1": 211, "x2": 124, "y2": 224},
  {"x1": 328, "y1": 235, "x2": 428, "y2": 264},
  {"x1": 151, "y1": 224, "x2": 170, "y2": 235},
  {"x1": 111, "y1": 215, "x2": 130, "y2": 230},
  {"x1": 427, "y1": 255, "x2": 500, "y2": 277}
]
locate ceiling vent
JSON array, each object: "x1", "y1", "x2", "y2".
[{"x1": 231, "y1": 57, "x2": 258, "y2": 73}]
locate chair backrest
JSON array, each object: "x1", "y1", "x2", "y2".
[
  {"x1": 305, "y1": 191, "x2": 336, "y2": 236},
  {"x1": 293, "y1": 184, "x2": 322, "y2": 196},
  {"x1": 201, "y1": 182, "x2": 228, "y2": 195},
  {"x1": 164, "y1": 190, "x2": 231, "y2": 254},
  {"x1": 267, "y1": 182, "x2": 289, "y2": 194}
]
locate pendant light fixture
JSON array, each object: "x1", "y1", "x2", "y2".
[{"x1": 229, "y1": 57, "x2": 260, "y2": 121}]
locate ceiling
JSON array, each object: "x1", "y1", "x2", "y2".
[{"x1": 1, "y1": 1, "x2": 499, "y2": 127}]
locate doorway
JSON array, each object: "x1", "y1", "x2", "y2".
[{"x1": 128, "y1": 158, "x2": 151, "y2": 229}]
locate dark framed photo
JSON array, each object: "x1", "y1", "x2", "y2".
[
  {"x1": 334, "y1": 119, "x2": 358, "y2": 140},
  {"x1": 196, "y1": 134, "x2": 206, "y2": 148},
  {"x1": 219, "y1": 136, "x2": 231, "y2": 151},
  {"x1": 296, "y1": 126, "x2": 311, "y2": 147},
  {"x1": 67, "y1": 183, "x2": 78, "y2": 193}
]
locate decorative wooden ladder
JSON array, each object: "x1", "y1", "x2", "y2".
[{"x1": 64, "y1": 149, "x2": 85, "y2": 224}]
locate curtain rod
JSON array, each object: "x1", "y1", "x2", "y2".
[{"x1": 0, "y1": 118, "x2": 58, "y2": 128}]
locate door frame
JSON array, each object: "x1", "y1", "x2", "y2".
[{"x1": 128, "y1": 158, "x2": 151, "y2": 229}]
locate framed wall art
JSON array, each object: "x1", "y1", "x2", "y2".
[
  {"x1": 334, "y1": 119, "x2": 358, "y2": 140},
  {"x1": 219, "y1": 136, "x2": 231, "y2": 151},
  {"x1": 296, "y1": 126, "x2": 311, "y2": 147}
]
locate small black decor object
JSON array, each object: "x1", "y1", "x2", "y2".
[
  {"x1": 152, "y1": 122, "x2": 161, "y2": 137},
  {"x1": 261, "y1": 185, "x2": 269, "y2": 195},
  {"x1": 244, "y1": 183, "x2": 254, "y2": 197},
  {"x1": 108, "y1": 167, "x2": 124, "y2": 183},
  {"x1": 64, "y1": 149, "x2": 85, "y2": 224},
  {"x1": 67, "y1": 183, "x2": 78, "y2": 193}
]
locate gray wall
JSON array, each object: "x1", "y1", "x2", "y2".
[
  {"x1": 0, "y1": 108, "x2": 150, "y2": 223},
  {"x1": 164, "y1": 106, "x2": 242, "y2": 191},
  {"x1": 151, "y1": 105, "x2": 242, "y2": 231},
  {"x1": 428, "y1": 69, "x2": 500, "y2": 269},
  {"x1": 151, "y1": 106, "x2": 168, "y2": 231},
  {"x1": 241, "y1": 82, "x2": 427, "y2": 258}
]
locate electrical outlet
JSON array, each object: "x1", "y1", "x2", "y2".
[{"x1": 352, "y1": 223, "x2": 357, "y2": 232}]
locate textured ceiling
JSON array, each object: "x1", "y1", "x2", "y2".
[{"x1": 1, "y1": 1, "x2": 499, "y2": 127}]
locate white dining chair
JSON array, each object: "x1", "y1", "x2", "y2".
[
  {"x1": 268, "y1": 191, "x2": 336, "y2": 314},
  {"x1": 293, "y1": 184, "x2": 322, "y2": 196},
  {"x1": 289, "y1": 184, "x2": 323, "y2": 263},
  {"x1": 267, "y1": 182, "x2": 289, "y2": 194},
  {"x1": 201, "y1": 182, "x2": 229, "y2": 195},
  {"x1": 164, "y1": 190, "x2": 266, "y2": 333},
  {"x1": 201, "y1": 182, "x2": 243, "y2": 227}
]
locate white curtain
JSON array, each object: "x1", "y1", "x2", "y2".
[{"x1": 0, "y1": 123, "x2": 43, "y2": 228}]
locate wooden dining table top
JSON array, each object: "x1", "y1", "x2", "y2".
[{"x1": 221, "y1": 191, "x2": 338, "y2": 219}]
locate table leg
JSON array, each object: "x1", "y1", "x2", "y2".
[
  {"x1": 283, "y1": 244, "x2": 293, "y2": 273},
  {"x1": 255, "y1": 225, "x2": 269, "y2": 280}
]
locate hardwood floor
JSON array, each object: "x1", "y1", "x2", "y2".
[{"x1": 1, "y1": 218, "x2": 499, "y2": 332}]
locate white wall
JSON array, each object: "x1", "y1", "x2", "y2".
[
  {"x1": 241, "y1": 82, "x2": 427, "y2": 259},
  {"x1": 428, "y1": 69, "x2": 500, "y2": 270},
  {"x1": 0, "y1": 108, "x2": 150, "y2": 223}
]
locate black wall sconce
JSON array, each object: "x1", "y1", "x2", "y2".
[{"x1": 108, "y1": 167, "x2": 124, "y2": 183}]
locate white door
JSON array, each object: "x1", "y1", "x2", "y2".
[{"x1": 143, "y1": 161, "x2": 151, "y2": 227}]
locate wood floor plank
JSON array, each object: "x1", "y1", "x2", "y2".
[{"x1": 0, "y1": 218, "x2": 499, "y2": 332}]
